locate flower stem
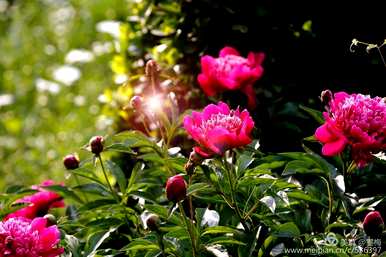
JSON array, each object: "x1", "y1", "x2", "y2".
[
  {"x1": 178, "y1": 202, "x2": 197, "y2": 257},
  {"x1": 321, "y1": 176, "x2": 333, "y2": 224},
  {"x1": 188, "y1": 175, "x2": 194, "y2": 220},
  {"x1": 98, "y1": 155, "x2": 119, "y2": 203},
  {"x1": 224, "y1": 156, "x2": 250, "y2": 232},
  {"x1": 156, "y1": 231, "x2": 166, "y2": 257}
]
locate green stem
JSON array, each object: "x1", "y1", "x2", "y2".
[
  {"x1": 156, "y1": 231, "x2": 166, "y2": 257},
  {"x1": 178, "y1": 202, "x2": 197, "y2": 257},
  {"x1": 321, "y1": 176, "x2": 333, "y2": 224},
  {"x1": 224, "y1": 157, "x2": 249, "y2": 232},
  {"x1": 188, "y1": 175, "x2": 194, "y2": 220},
  {"x1": 98, "y1": 155, "x2": 119, "y2": 203}
]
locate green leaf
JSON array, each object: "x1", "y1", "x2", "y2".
[
  {"x1": 126, "y1": 162, "x2": 144, "y2": 195},
  {"x1": 273, "y1": 222, "x2": 301, "y2": 238},
  {"x1": 42, "y1": 185, "x2": 83, "y2": 203},
  {"x1": 145, "y1": 204, "x2": 180, "y2": 224},
  {"x1": 105, "y1": 143, "x2": 136, "y2": 154},
  {"x1": 187, "y1": 183, "x2": 210, "y2": 196},
  {"x1": 287, "y1": 191, "x2": 326, "y2": 207},
  {"x1": 282, "y1": 160, "x2": 322, "y2": 176},
  {"x1": 202, "y1": 226, "x2": 237, "y2": 236},
  {"x1": 299, "y1": 105, "x2": 324, "y2": 124},
  {"x1": 73, "y1": 183, "x2": 111, "y2": 197},
  {"x1": 124, "y1": 239, "x2": 159, "y2": 251},
  {"x1": 84, "y1": 227, "x2": 118, "y2": 256},
  {"x1": 236, "y1": 154, "x2": 255, "y2": 174},
  {"x1": 164, "y1": 226, "x2": 189, "y2": 240},
  {"x1": 79, "y1": 199, "x2": 117, "y2": 212},
  {"x1": 106, "y1": 160, "x2": 127, "y2": 192},
  {"x1": 206, "y1": 236, "x2": 246, "y2": 246}
]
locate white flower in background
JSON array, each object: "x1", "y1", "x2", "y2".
[
  {"x1": 373, "y1": 152, "x2": 386, "y2": 161},
  {"x1": 334, "y1": 175, "x2": 345, "y2": 192},
  {"x1": 0, "y1": 0, "x2": 8, "y2": 13},
  {"x1": 206, "y1": 245, "x2": 229, "y2": 257},
  {"x1": 65, "y1": 49, "x2": 94, "y2": 64},
  {"x1": 96, "y1": 115, "x2": 114, "y2": 130},
  {"x1": 260, "y1": 196, "x2": 276, "y2": 213},
  {"x1": 277, "y1": 191, "x2": 289, "y2": 205},
  {"x1": 73, "y1": 95, "x2": 86, "y2": 106},
  {"x1": 52, "y1": 65, "x2": 81, "y2": 86},
  {"x1": 0, "y1": 94, "x2": 14, "y2": 107},
  {"x1": 140, "y1": 211, "x2": 151, "y2": 229},
  {"x1": 96, "y1": 20, "x2": 121, "y2": 38},
  {"x1": 92, "y1": 41, "x2": 113, "y2": 56},
  {"x1": 35, "y1": 78, "x2": 60, "y2": 94},
  {"x1": 114, "y1": 74, "x2": 128, "y2": 84},
  {"x1": 201, "y1": 209, "x2": 220, "y2": 227}
]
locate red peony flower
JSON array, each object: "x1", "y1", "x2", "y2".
[
  {"x1": 5, "y1": 180, "x2": 65, "y2": 220},
  {"x1": 0, "y1": 217, "x2": 64, "y2": 257},
  {"x1": 197, "y1": 46, "x2": 265, "y2": 109},
  {"x1": 315, "y1": 91, "x2": 386, "y2": 167},
  {"x1": 363, "y1": 211, "x2": 384, "y2": 238},
  {"x1": 166, "y1": 175, "x2": 187, "y2": 202},
  {"x1": 183, "y1": 102, "x2": 254, "y2": 157}
]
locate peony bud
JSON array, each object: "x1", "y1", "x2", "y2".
[
  {"x1": 43, "y1": 214, "x2": 57, "y2": 226},
  {"x1": 130, "y1": 95, "x2": 143, "y2": 110},
  {"x1": 146, "y1": 214, "x2": 160, "y2": 231},
  {"x1": 363, "y1": 211, "x2": 384, "y2": 238},
  {"x1": 166, "y1": 175, "x2": 187, "y2": 202},
  {"x1": 185, "y1": 150, "x2": 203, "y2": 175},
  {"x1": 63, "y1": 154, "x2": 80, "y2": 170},
  {"x1": 89, "y1": 136, "x2": 104, "y2": 155}
]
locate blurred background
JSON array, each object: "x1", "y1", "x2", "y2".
[{"x1": 0, "y1": 0, "x2": 385, "y2": 189}]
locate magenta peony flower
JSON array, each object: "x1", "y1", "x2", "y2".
[
  {"x1": 0, "y1": 217, "x2": 64, "y2": 256},
  {"x1": 183, "y1": 102, "x2": 254, "y2": 157},
  {"x1": 363, "y1": 211, "x2": 384, "y2": 238},
  {"x1": 166, "y1": 175, "x2": 187, "y2": 202},
  {"x1": 315, "y1": 91, "x2": 386, "y2": 167},
  {"x1": 197, "y1": 46, "x2": 265, "y2": 109},
  {"x1": 5, "y1": 181, "x2": 65, "y2": 220}
]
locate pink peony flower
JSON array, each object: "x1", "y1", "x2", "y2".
[
  {"x1": 183, "y1": 102, "x2": 254, "y2": 157},
  {"x1": 5, "y1": 181, "x2": 65, "y2": 220},
  {"x1": 197, "y1": 46, "x2": 265, "y2": 109},
  {"x1": 315, "y1": 91, "x2": 386, "y2": 167},
  {"x1": 0, "y1": 217, "x2": 64, "y2": 257}
]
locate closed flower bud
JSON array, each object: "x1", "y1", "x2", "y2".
[
  {"x1": 130, "y1": 95, "x2": 143, "y2": 110},
  {"x1": 166, "y1": 175, "x2": 187, "y2": 202},
  {"x1": 63, "y1": 154, "x2": 80, "y2": 170},
  {"x1": 363, "y1": 211, "x2": 384, "y2": 238},
  {"x1": 146, "y1": 214, "x2": 160, "y2": 231},
  {"x1": 185, "y1": 150, "x2": 203, "y2": 175},
  {"x1": 89, "y1": 136, "x2": 104, "y2": 155},
  {"x1": 43, "y1": 214, "x2": 57, "y2": 226}
]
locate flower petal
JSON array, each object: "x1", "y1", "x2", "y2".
[{"x1": 219, "y1": 46, "x2": 240, "y2": 57}]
